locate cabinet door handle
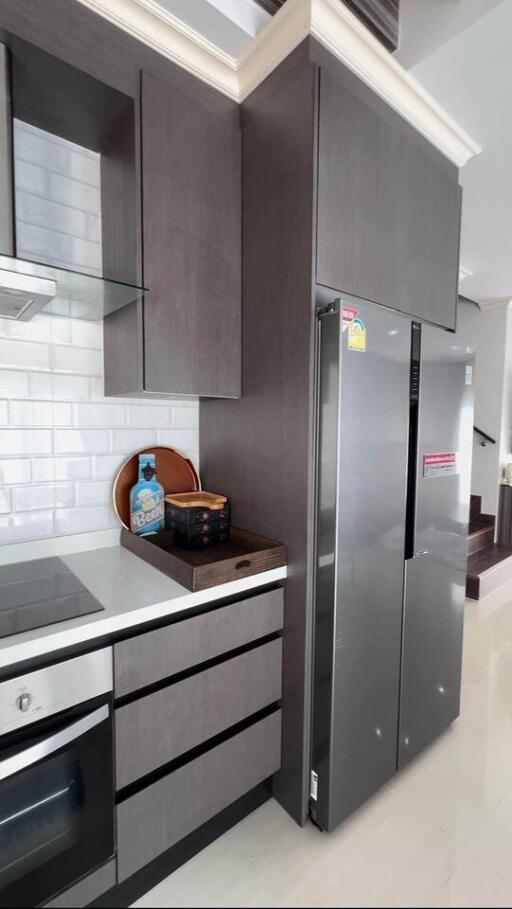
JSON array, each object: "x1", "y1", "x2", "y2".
[{"x1": 235, "y1": 559, "x2": 251, "y2": 570}]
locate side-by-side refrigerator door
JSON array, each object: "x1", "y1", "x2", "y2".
[
  {"x1": 398, "y1": 324, "x2": 474, "y2": 769},
  {"x1": 312, "y1": 292, "x2": 410, "y2": 832}
]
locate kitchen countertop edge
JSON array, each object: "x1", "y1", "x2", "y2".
[{"x1": 0, "y1": 546, "x2": 287, "y2": 672}]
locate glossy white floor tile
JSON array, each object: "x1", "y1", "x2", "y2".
[{"x1": 134, "y1": 587, "x2": 512, "y2": 909}]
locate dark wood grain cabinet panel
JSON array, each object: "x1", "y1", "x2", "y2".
[
  {"x1": 141, "y1": 71, "x2": 241, "y2": 397},
  {"x1": 116, "y1": 638, "x2": 282, "y2": 789},
  {"x1": 117, "y1": 711, "x2": 281, "y2": 881},
  {"x1": 316, "y1": 63, "x2": 461, "y2": 329},
  {"x1": 114, "y1": 588, "x2": 283, "y2": 698},
  {"x1": 103, "y1": 71, "x2": 241, "y2": 399}
]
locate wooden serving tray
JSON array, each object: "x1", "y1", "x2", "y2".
[{"x1": 121, "y1": 527, "x2": 286, "y2": 592}]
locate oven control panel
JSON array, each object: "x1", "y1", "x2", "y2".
[{"x1": 0, "y1": 647, "x2": 113, "y2": 736}]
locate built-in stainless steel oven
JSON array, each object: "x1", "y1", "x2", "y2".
[{"x1": 0, "y1": 647, "x2": 114, "y2": 908}]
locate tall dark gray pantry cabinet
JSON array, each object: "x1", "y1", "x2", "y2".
[{"x1": 200, "y1": 40, "x2": 462, "y2": 825}]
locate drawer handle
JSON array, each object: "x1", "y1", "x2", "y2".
[{"x1": 235, "y1": 559, "x2": 251, "y2": 570}]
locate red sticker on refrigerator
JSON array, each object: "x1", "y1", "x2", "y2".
[
  {"x1": 423, "y1": 452, "x2": 457, "y2": 478},
  {"x1": 342, "y1": 306, "x2": 359, "y2": 331}
]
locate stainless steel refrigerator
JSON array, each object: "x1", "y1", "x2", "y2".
[{"x1": 310, "y1": 287, "x2": 474, "y2": 832}]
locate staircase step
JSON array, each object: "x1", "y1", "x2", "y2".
[
  {"x1": 470, "y1": 494, "x2": 482, "y2": 520},
  {"x1": 466, "y1": 544, "x2": 512, "y2": 599},
  {"x1": 468, "y1": 521, "x2": 495, "y2": 556}
]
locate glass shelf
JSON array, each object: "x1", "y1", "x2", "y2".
[{"x1": 0, "y1": 255, "x2": 148, "y2": 321}]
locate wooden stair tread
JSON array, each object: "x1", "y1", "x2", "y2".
[
  {"x1": 469, "y1": 520, "x2": 494, "y2": 536},
  {"x1": 467, "y1": 544, "x2": 512, "y2": 577}
]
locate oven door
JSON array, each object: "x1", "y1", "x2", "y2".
[{"x1": 0, "y1": 694, "x2": 114, "y2": 908}]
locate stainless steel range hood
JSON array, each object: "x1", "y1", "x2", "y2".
[{"x1": 0, "y1": 44, "x2": 147, "y2": 322}]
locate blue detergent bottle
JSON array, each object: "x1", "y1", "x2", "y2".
[{"x1": 130, "y1": 453, "x2": 165, "y2": 536}]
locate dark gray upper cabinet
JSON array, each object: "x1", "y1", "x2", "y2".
[
  {"x1": 104, "y1": 71, "x2": 241, "y2": 398},
  {"x1": 316, "y1": 63, "x2": 462, "y2": 330},
  {"x1": 141, "y1": 72, "x2": 241, "y2": 397}
]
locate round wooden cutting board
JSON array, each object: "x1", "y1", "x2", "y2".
[{"x1": 113, "y1": 446, "x2": 201, "y2": 529}]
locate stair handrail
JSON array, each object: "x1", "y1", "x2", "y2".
[{"x1": 474, "y1": 426, "x2": 496, "y2": 447}]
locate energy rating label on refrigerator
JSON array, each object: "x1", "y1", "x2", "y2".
[
  {"x1": 348, "y1": 317, "x2": 367, "y2": 352},
  {"x1": 423, "y1": 452, "x2": 457, "y2": 478}
]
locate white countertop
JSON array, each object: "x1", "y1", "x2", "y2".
[{"x1": 0, "y1": 545, "x2": 287, "y2": 672}]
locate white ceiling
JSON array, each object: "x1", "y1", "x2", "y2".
[
  {"x1": 149, "y1": 0, "x2": 270, "y2": 55},
  {"x1": 396, "y1": 0, "x2": 505, "y2": 68},
  {"x1": 409, "y1": 0, "x2": 512, "y2": 302}
]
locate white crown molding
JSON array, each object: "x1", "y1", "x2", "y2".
[
  {"x1": 77, "y1": 0, "x2": 239, "y2": 96},
  {"x1": 478, "y1": 297, "x2": 512, "y2": 312},
  {"x1": 76, "y1": 0, "x2": 480, "y2": 168},
  {"x1": 459, "y1": 265, "x2": 473, "y2": 283}
]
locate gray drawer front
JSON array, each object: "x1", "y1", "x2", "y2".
[
  {"x1": 114, "y1": 587, "x2": 283, "y2": 698},
  {"x1": 116, "y1": 638, "x2": 282, "y2": 789},
  {"x1": 117, "y1": 710, "x2": 281, "y2": 881},
  {"x1": 43, "y1": 859, "x2": 116, "y2": 908}
]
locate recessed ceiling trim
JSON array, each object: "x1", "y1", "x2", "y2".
[
  {"x1": 76, "y1": 0, "x2": 480, "y2": 167},
  {"x1": 77, "y1": 0, "x2": 239, "y2": 96}
]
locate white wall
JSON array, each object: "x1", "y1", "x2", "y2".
[
  {"x1": 0, "y1": 123, "x2": 199, "y2": 546},
  {"x1": 397, "y1": 0, "x2": 505, "y2": 68},
  {"x1": 457, "y1": 298, "x2": 510, "y2": 516}
]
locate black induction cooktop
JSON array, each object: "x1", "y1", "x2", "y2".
[{"x1": 0, "y1": 556, "x2": 104, "y2": 639}]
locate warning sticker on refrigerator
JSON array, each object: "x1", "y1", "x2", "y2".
[
  {"x1": 423, "y1": 452, "x2": 457, "y2": 478},
  {"x1": 342, "y1": 306, "x2": 359, "y2": 331},
  {"x1": 348, "y1": 317, "x2": 367, "y2": 352}
]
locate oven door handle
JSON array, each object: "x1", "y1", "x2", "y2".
[{"x1": 0, "y1": 704, "x2": 109, "y2": 782}]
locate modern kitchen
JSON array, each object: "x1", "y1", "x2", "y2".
[{"x1": 0, "y1": 1, "x2": 503, "y2": 907}]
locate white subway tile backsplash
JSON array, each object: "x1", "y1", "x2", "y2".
[
  {"x1": 13, "y1": 483, "x2": 74, "y2": 512},
  {"x1": 0, "y1": 489, "x2": 11, "y2": 514},
  {"x1": 16, "y1": 223, "x2": 101, "y2": 274},
  {"x1": 157, "y1": 429, "x2": 198, "y2": 452},
  {"x1": 76, "y1": 480, "x2": 112, "y2": 507},
  {"x1": 0, "y1": 459, "x2": 31, "y2": 484},
  {"x1": 14, "y1": 121, "x2": 100, "y2": 187},
  {"x1": 55, "y1": 458, "x2": 93, "y2": 481},
  {"x1": 29, "y1": 373, "x2": 91, "y2": 401},
  {"x1": 70, "y1": 320, "x2": 102, "y2": 350},
  {"x1": 172, "y1": 405, "x2": 199, "y2": 430},
  {"x1": 54, "y1": 429, "x2": 111, "y2": 455},
  {"x1": 0, "y1": 511, "x2": 54, "y2": 544},
  {"x1": 32, "y1": 459, "x2": 55, "y2": 483},
  {"x1": 15, "y1": 159, "x2": 47, "y2": 195},
  {"x1": 16, "y1": 192, "x2": 101, "y2": 243},
  {"x1": 0, "y1": 338, "x2": 51, "y2": 372},
  {"x1": 10, "y1": 401, "x2": 72, "y2": 427},
  {"x1": 32, "y1": 457, "x2": 93, "y2": 483},
  {"x1": 0, "y1": 123, "x2": 199, "y2": 546},
  {"x1": 0, "y1": 430, "x2": 53, "y2": 456},
  {"x1": 73, "y1": 402, "x2": 126, "y2": 428},
  {"x1": 111, "y1": 429, "x2": 158, "y2": 453},
  {"x1": 50, "y1": 172, "x2": 101, "y2": 215},
  {"x1": 54, "y1": 505, "x2": 115, "y2": 535},
  {"x1": 0, "y1": 371, "x2": 30, "y2": 399},
  {"x1": 51, "y1": 345, "x2": 103, "y2": 376},
  {"x1": 92, "y1": 454, "x2": 126, "y2": 480},
  {"x1": 127, "y1": 405, "x2": 173, "y2": 428}
]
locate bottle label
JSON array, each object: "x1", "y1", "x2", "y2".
[{"x1": 131, "y1": 487, "x2": 165, "y2": 535}]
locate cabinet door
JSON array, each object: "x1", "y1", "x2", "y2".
[
  {"x1": 141, "y1": 71, "x2": 241, "y2": 397},
  {"x1": 115, "y1": 639, "x2": 282, "y2": 789},
  {"x1": 316, "y1": 64, "x2": 461, "y2": 330},
  {"x1": 117, "y1": 711, "x2": 281, "y2": 881}
]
